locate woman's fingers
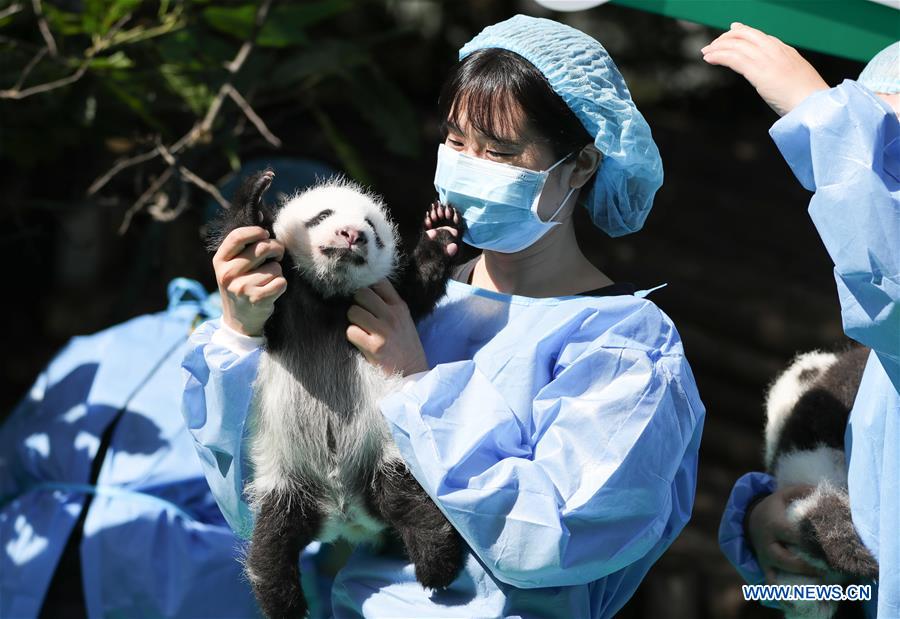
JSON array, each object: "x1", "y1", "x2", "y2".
[
  {"x1": 769, "y1": 542, "x2": 824, "y2": 577},
  {"x1": 728, "y1": 22, "x2": 773, "y2": 46},
  {"x1": 219, "y1": 239, "x2": 284, "y2": 284},
  {"x1": 347, "y1": 304, "x2": 381, "y2": 335},
  {"x1": 346, "y1": 324, "x2": 376, "y2": 354},
  {"x1": 226, "y1": 263, "x2": 286, "y2": 303},
  {"x1": 353, "y1": 286, "x2": 391, "y2": 318},
  {"x1": 214, "y1": 226, "x2": 270, "y2": 263},
  {"x1": 702, "y1": 48, "x2": 756, "y2": 74},
  {"x1": 369, "y1": 278, "x2": 404, "y2": 306}
]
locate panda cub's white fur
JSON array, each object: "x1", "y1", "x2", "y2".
[
  {"x1": 248, "y1": 354, "x2": 403, "y2": 542},
  {"x1": 763, "y1": 347, "x2": 877, "y2": 619},
  {"x1": 220, "y1": 172, "x2": 463, "y2": 617},
  {"x1": 764, "y1": 350, "x2": 837, "y2": 469},
  {"x1": 273, "y1": 179, "x2": 398, "y2": 298},
  {"x1": 245, "y1": 178, "x2": 403, "y2": 540}
]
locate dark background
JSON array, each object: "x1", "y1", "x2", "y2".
[{"x1": 0, "y1": 1, "x2": 865, "y2": 617}]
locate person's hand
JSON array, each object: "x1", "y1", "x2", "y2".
[
  {"x1": 701, "y1": 23, "x2": 829, "y2": 116},
  {"x1": 346, "y1": 279, "x2": 428, "y2": 377},
  {"x1": 213, "y1": 226, "x2": 287, "y2": 337},
  {"x1": 746, "y1": 484, "x2": 827, "y2": 584}
]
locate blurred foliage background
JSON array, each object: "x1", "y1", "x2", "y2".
[{"x1": 0, "y1": 0, "x2": 867, "y2": 617}]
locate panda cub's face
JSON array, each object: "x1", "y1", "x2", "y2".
[{"x1": 273, "y1": 179, "x2": 398, "y2": 298}]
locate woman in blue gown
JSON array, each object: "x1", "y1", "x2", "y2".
[{"x1": 183, "y1": 15, "x2": 706, "y2": 618}]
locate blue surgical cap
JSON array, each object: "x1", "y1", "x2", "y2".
[
  {"x1": 859, "y1": 41, "x2": 900, "y2": 95},
  {"x1": 459, "y1": 14, "x2": 663, "y2": 237}
]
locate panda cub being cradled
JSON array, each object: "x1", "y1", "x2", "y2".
[
  {"x1": 209, "y1": 170, "x2": 465, "y2": 618},
  {"x1": 764, "y1": 344, "x2": 878, "y2": 619}
]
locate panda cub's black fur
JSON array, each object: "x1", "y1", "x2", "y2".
[
  {"x1": 210, "y1": 170, "x2": 465, "y2": 618},
  {"x1": 764, "y1": 344, "x2": 878, "y2": 619}
]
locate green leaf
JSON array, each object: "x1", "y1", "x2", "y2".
[
  {"x1": 203, "y1": 1, "x2": 354, "y2": 47},
  {"x1": 89, "y1": 51, "x2": 134, "y2": 70},
  {"x1": 271, "y1": 38, "x2": 369, "y2": 86},
  {"x1": 42, "y1": 4, "x2": 86, "y2": 36},
  {"x1": 157, "y1": 28, "x2": 233, "y2": 72},
  {"x1": 100, "y1": 77, "x2": 165, "y2": 132},
  {"x1": 202, "y1": 4, "x2": 256, "y2": 40},
  {"x1": 258, "y1": 1, "x2": 354, "y2": 47},
  {"x1": 159, "y1": 63, "x2": 213, "y2": 115}
]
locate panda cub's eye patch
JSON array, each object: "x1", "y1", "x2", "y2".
[
  {"x1": 305, "y1": 209, "x2": 334, "y2": 228},
  {"x1": 364, "y1": 217, "x2": 384, "y2": 249}
]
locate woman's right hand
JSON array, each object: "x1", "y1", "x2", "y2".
[
  {"x1": 746, "y1": 484, "x2": 827, "y2": 584},
  {"x1": 212, "y1": 226, "x2": 287, "y2": 337}
]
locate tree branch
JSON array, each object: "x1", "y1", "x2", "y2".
[
  {"x1": 30, "y1": 0, "x2": 57, "y2": 57},
  {"x1": 224, "y1": 84, "x2": 281, "y2": 147},
  {"x1": 12, "y1": 46, "x2": 48, "y2": 91},
  {"x1": 119, "y1": 166, "x2": 174, "y2": 234},
  {"x1": 157, "y1": 143, "x2": 230, "y2": 210},
  {"x1": 0, "y1": 12, "x2": 132, "y2": 100},
  {"x1": 0, "y1": 3, "x2": 23, "y2": 21},
  {"x1": 87, "y1": 0, "x2": 275, "y2": 196}
]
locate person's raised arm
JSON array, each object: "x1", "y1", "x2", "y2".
[
  {"x1": 703, "y1": 24, "x2": 899, "y2": 386},
  {"x1": 181, "y1": 226, "x2": 287, "y2": 537}
]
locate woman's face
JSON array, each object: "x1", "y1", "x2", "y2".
[{"x1": 443, "y1": 98, "x2": 579, "y2": 223}]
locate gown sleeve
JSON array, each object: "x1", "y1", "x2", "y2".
[
  {"x1": 717, "y1": 472, "x2": 776, "y2": 587},
  {"x1": 181, "y1": 318, "x2": 264, "y2": 539},
  {"x1": 770, "y1": 79, "x2": 900, "y2": 389},
  {"x1": 380, "y1": 303, "x2": 705, "y2": 589}
]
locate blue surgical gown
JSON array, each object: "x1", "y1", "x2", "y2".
[
  {"x1": 718, "y1": 80, "x2": 900, "y2": 618},
  {"x1": 0, "y1": 280, "x2": 262, "y2": 619},
  {"x1": 182, "y1": 278, "x2": 705, "y2": 618}
]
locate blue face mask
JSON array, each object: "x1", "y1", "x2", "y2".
[{"x1": 433, "y1": 143, "x2": 576, "y2": 253}]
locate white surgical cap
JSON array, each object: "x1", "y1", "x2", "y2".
[
  {"x1": 459, "y1": 14, "x2": 663, "y2": 237},
  {"x1": 859, "y1": 41, "x2": 900, "y2": 95}
]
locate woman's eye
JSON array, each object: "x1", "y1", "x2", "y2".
[
  {"x1": 487, "y1": 150, "x2": 513, "y2": 158},
  {"x1": 447, "y1": 138, "x2": 464, "y2": 148}
]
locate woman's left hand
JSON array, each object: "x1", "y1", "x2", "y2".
[{"x1": 347, "y1": 279, "x2": 429, "y2": 377}]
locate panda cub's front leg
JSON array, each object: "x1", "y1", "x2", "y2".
[{"x1": 399, "y1": 202, "x2": 465, "y2": 320}]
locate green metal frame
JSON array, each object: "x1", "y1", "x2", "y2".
[{"x1": 610, "y1": 0, "x2": 899, "y2": 62}]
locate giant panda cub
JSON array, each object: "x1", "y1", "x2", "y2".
[
  {"x1": 210, "y1": 170, "x2": 465, "y2": 618},
  {"x1": 764, "y1": 344, "x2": 878, "y2": 619}
]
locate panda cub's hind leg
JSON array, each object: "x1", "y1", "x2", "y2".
[
  {"x1": 246, "y1": 489, "x2": 323, "y2": 618},
  {"x1": 367, "y1": 459, "x2": 464, "y2": 589}
]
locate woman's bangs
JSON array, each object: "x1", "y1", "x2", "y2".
[{"x1": 443, "y1": 71, "x2": 521, "y2": 143}]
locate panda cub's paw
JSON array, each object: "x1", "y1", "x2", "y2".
[{"x1": 424, "y1": 201, "x2": 463, "y2": 257}]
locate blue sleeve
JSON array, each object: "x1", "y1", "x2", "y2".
[
  {"x1": 181, "y1": 318, "x2": 260, "y2": 539},
  {"x1": 718, "y1": 472, "x2": 776, "y2": 585},
  {"x1": 380, "y1": 314, "x2": 705, "y2": 589},
  {"x1": 770, "y1": 80, "x2": 900, "y2": 389}
]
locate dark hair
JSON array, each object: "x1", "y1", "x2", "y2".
[{"x1": 438, "y1": 48, "x2": 593, "y2": 160}]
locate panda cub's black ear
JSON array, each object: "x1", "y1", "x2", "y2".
[
  {"x1": 206, "y1": 169, "x2": 276, "y2": 252},
  {"x1": 233, "y1": 168, "x2": 276, "y2": 236}
]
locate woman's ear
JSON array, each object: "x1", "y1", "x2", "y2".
[{"x1": 569, "y1": 145, "x2": 602, "y2": 189}]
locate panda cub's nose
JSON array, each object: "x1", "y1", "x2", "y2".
[{"x1": 338, "y1": 227, "x2": 367, "y2": 248}]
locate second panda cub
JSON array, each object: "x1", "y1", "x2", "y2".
[{"x1": 214, "y1": 170, "x2": 465, "y2": 618}]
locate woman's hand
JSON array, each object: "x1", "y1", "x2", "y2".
[
  {"x1": 213, "y1": 226, "x2": 287, "y2": 337},
  {"x1": 702, "y1": 23, "x2": 829, "y2": 116},
  {"x1": 346, "y1": 279, "x2": 429, "y2": 377},
  {"x1": 746, "y1": 484, "x2": 827, "y2": 584}
]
